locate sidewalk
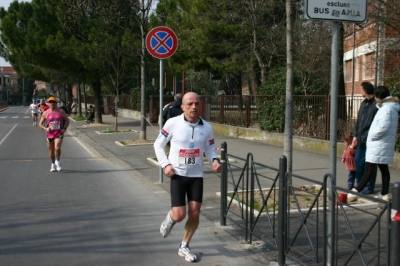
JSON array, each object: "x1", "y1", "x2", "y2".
[{"x1": 67, "y1": 114, "x2": 400, "y2": 265}]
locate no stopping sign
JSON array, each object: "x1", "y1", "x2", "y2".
[{"x1": 146, "y1": 26, "x2": 178, "y2": 59}]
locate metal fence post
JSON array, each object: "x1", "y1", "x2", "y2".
[
  {"x1": 390, "y1": 182, "x2": 400, "y2": 265},
  {"x1": 278, "y1": 155, "x2": 287, "y2": 266},
  {"x1": 220, "y1": 142, "x2": 227, "y2": 226},
  {"x1": 249, "y1": 153, "x2": 254, "y2": 244}
]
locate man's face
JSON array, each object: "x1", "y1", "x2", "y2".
[
  {"x1": 361, "y1": 89, "x2": 367, "y2": 98},
  {"x1": 182, "y1": 93, "x2": 199, "y2": 121}
]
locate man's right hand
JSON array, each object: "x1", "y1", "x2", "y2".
[
  {"x1": 164, "y1": 164, "x2": 175, "y2": 178},
  {"x1": 352, "y1": 137, "x2": 357, "y2": 147}
]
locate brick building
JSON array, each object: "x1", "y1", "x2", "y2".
[
  {"x1": 0, "y1": 66, "x2": 18, "y2": 104},
  {"x1": 343, "y1": 0, "x2": 400, "y2": 96}
]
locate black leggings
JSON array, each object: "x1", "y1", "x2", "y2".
[{"x1": 358, "y1": 162, "x2": 390, "y2": 195}]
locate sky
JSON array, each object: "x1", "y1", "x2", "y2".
[{"x1": 0, "y1": 0, "x2": 32, "y2": 66}]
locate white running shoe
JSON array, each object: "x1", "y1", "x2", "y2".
[
  {"x1": 160, "y1": 211, "x2": 175, "y2": 238},
  {"x1": 178, "y1": 246, "x2": 198, "y2": 262},
  {"x1": 382, "y1": 194, "x2": 390, "y2": 201},
  {"x1": 50, "y1": 163, "x2": 57, "y2": 172},
  {"x1": 55, "y1": 160, "x2": 62, "y2": 171}
]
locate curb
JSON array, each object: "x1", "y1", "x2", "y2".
[
  {"x1": 115, "y1": 140, "x2": 155, "y2": 147},
  {"x1": 216, "y1": 190, "x2": 379, "y2": 217},
  {"x1": 95, "y1": 130, "x2": 138, "y2": 135}
]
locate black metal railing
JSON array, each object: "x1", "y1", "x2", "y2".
[{"x1": 219, "y1": 142, "x2": 394, "y2": 265}]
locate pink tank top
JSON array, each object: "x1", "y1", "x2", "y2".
[{"x1": 46, "y1": 108, "x2": 63, "y2": 138}]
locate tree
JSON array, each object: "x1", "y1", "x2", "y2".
[
  {"x1": 137, "y1": 0, "x2": 154, "y2": 140},
  {"x1": 152, "y1": 0, "x2": 250, "y2": 97},
  {"x1": 238, "y1": 0, "x2": 287, "y2": 93}
]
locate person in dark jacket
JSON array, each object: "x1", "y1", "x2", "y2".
[
  {"x1": 351, "y1": 81, "x2": 378, "y2": 194},
  {"x1": 66, "y1": 101, "x2": 71, "y2": 115},
  {"x1": 356, "y1": 86, "x2": 399, "y2": 200},
  {"x1": 162, "y1": 93, "x2": 183, "y2": 126}
]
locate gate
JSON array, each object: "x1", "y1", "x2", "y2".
[{"x1": 219, "y1": 142, "x2": 394, "y2": 265}]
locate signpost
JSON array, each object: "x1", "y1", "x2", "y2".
[
  {"x1": 306, "y1": 0, "x2": 368, "y2": 23},
  {"x1": 146, "y1": 26, "x2": 178, "y2": 183},
  {"x1": 305, "y1": 1, "x2": 368, "y2": 265}
]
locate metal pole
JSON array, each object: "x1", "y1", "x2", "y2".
[
  {"x1": 159, "y1": 59, "x2": 164, "y2": 183},
  {"x1": 327, "y1": 21, "x2": 340, "y2": 265},
  {"x1": 250, "y1": 153, "x2": 254, "y2": 244},
  {"x1": 220, "y1": 142, "x2": 227, "y2": 226},
  {"x1": 330, "y1": 22, "x2": 339, "y2": 182},
  {"x1": 350, "y1": 24, "x2": 355, "y2": 119},
  {"x1": 390, "y1": 182, "x2": 400, "y2": 265},
  {"x1": 245, "y1": 153, "x2": 250, "y2": 242},
  {"x1": 278, "y1": 155, "x2": 287, "y2": 266}
]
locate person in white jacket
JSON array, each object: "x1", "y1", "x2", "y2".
[
  {"x1": 356, "y1": 86, "x2": 399, "y2": 200},
  {"x1": 154, "y1": 92, "x2": 221, "y2": 262}
]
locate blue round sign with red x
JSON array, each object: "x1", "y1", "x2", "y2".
[{"x1": 146, "y1": 26, "x2": 178, "y2": 59}]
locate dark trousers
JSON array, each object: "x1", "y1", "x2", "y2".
[
  {"x1": 358, "y1": 162, "x2": 390, "y2": 195},
  {"x1": 347, "y1": 170, "x2": 356, "y2": 188},
  {"x1": 355, "y1": 145, "x2": 377, "y2": 191}
]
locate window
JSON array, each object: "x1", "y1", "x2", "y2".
[
  {"x1": 362, "y1": 53, "x2": 376, "y2": 80},
  {"x1": 345, "y1": 60, "x2": 352, "y2": 82},
  {"x1": 345, "y1": 57, "x2": 359, "y2": 82},
  {"x1": 354, "y1": 57, "x2": 359, "y2": 81}
]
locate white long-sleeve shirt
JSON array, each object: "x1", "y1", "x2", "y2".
[{"x1": 153, "y1": 114, "x2": 218, "y2": 177}]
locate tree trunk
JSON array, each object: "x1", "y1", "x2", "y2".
[
  {"x1": 139, "y1": 0, "x2": 147, "y2": 140},
  {"x1": 77, "y1": 83, "x2": 82, "y2": 117},
  {"x1": 92, "y1": 80, "x2": 103, "y2": 124}
]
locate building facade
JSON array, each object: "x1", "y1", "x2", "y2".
[
  {"x1": 343, "y1": 0, "x2": 400, "y2": 96},
  {"x1": 0, "y1": 66, "x2": 18, "y2": 104}
]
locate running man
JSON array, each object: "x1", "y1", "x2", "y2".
[
  {"x1": 39, "y1": 96, "x2": 69, "y2": 172},
  {"x1": 153, "y1": 92, "x2": 221, "y2": 262},
  {"x1": 38, "y1": 99, "x2": 49, "y2": 117},
  {"x1": 29, "y1": 99, "x2": 39, "y2": 126}
]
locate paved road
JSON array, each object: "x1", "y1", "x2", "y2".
[{"x1": 0, "y1": 106, "x2": 272, "y2": 266}]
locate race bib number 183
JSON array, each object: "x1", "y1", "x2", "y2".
[
  {"x1": 49, "y1": 120, "x2": 61, "y2": 130},
  {"x1": 178, "y1": 148, "x2": 201, "y2": 165}
]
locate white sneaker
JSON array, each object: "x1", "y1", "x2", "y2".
[
  {"x1": 383, "y1": 194, "x2": 390, "y2": 201},
  {"x1": 160, "y1": 211, "x2": 175, "y2": 238},
  {"x1": 55, "y1": 160, "x2": 62, "y2": 171},
  {"x1": 50, "y1": 163, "x2": 57, "y2": 172},
  {"x1": 178, "y1": 246, "x2": 198, "y2": 262},
  {"x1": 374, "y1": 194, "x2": 390, "y2": 201}
]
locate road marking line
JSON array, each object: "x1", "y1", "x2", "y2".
[
  {"x1": 67, "y1": 131, "x2": 97, "y2": 158},
  {"x1": 0, "y1": 124, "x2": 17, "y2": 146}
]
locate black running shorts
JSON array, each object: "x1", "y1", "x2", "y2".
[
  {"x1": 47, "y1": 134, "x2": 64, "y2": 143},
  {"x1": 170, "y1": 175, "x2": 203, "y2": 207}
]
